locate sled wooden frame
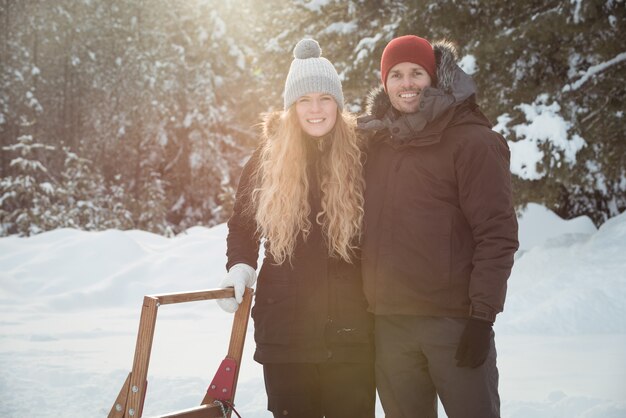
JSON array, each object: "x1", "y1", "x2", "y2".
[{"x1": 108, "y1": 287, "x2": 253, "y2": 418}]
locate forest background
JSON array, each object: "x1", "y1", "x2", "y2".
[{"x1": 1, "y1": 0, "x2": 624, "y2": 236}]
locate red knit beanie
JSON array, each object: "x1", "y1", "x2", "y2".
[{"x1": 380, "y1": 35, "x2": 436, "y2": 91}]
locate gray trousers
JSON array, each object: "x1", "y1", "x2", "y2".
[{"x1": 375, "y1": 315, "x2": 500, "y2": 418}]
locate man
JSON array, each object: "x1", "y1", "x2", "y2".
[{"x1": 357, "y1": 35, "x2": 519, "y2": 417}]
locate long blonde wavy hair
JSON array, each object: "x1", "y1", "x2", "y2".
[{"x1": 252, "y1": 107, "x2": 364, "y2": 265}]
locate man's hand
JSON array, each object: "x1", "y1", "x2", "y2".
[
  {"x1": 216, "y1": 263, "x2": 256, "y2": 313},
  {"x1": 455, "y1": 318, "x2": 493, "y2": 368}
]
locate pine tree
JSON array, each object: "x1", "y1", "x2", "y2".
[
  {"x1": 136, "y1": 170, "x2": 172, "y2": 236},
  {"x1": 0, "y1": 133, "x2": 61, "y2": 236},
  {"x1": 2, "y1": 0, "x2": 623, "y2": 233},
  {"x1": 101, "y1": 174, "x2": 135, "y2": 231},
  {"x1": 466, "y1": 0, "x2": 626, "y2": 224},
  {"x1": 58, "y1": 147, "x2": 116, "y2": 230}
]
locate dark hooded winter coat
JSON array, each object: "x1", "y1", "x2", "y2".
[
  {"x1": 357, "y1": 41, "x2": 519, "y2": 322},
  {"x1": 226, "y1": 112, "x2": 374, "y2": 364}
]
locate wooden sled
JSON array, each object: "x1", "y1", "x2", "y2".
[{"x1": 108, "y1": 287, "x2": 253, "y2": 418}]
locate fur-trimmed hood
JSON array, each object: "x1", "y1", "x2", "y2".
[
  {"x1": 358, "y1": 40, "x2": 480, "y2": 141},
  {"x1": 261, "y1": 110, "x2": 282, "y2": 140}
]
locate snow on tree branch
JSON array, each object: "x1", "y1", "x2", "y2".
[
  {"x1": 563, "y1": 52, "x2": 626, "y2": 92},
  {"x1": 496, "y1": 94, "x2": 586, "y2": 180}
]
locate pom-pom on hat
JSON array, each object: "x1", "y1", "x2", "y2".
[
  {"x1": 380, "y1": 35, "x2": 436, "y2": 91},
  {"x1": 283, "y1": 39, "x2": 344, "y2": 110}
]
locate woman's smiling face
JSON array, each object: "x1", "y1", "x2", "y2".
[{"x1": 295, "y1": 93, "x2": 338, "y2": 137}]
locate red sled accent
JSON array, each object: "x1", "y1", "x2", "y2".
[{"x1": 206, "y1": 358, "x2": 238, "y2": 401}]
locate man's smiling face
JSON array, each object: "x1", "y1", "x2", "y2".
[{"x1": 386, "y1": 62, "x2": 433, "y2": 114}]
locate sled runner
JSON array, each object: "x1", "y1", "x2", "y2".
[{"x1": 108, "y1": 287, "x2": 253, "y2": 418}]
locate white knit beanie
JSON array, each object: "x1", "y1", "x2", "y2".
[{"x1": 283, "y1": 39, "x2": 344, "y2": 110}]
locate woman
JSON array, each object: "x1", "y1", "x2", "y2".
[{"x1": 217, "y1": 39, "x2": 375, "y2": 418}]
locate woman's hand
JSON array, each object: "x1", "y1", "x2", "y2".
[{"x1": 216, "y1": 263, "x2": 257, "y2": 313}]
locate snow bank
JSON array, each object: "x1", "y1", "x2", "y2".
[
  {"x1": 516, "y1": 202, "x2": 597, "y2": 252},
  {"x1": 499, "y1": 209, "x2": 626, "y2": 334},
  {"x1": 1, "y1": 205, "x2": 625, "y2": 417}
]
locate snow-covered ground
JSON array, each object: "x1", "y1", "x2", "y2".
[{"x1": 1, "y1": 203, "x2": 625, "y2": 417}]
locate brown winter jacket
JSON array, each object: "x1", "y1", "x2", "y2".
[
  {"x1": 357, "y1": 41, "x2": 519, "y2": 322},
  {"x1": 226, "y1": 113, "x2": 374, "y2": 364}
]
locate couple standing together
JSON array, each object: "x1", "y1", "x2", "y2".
[{"x1": 218, "y1": 35, "x2": 519, "y2": 418}]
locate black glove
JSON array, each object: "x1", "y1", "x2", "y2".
[{"x1": 455, "y1": 318, "x2": 493, "y2": 368}]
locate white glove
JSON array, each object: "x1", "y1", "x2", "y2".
[{"x1": 217, "y1": 263, "x2": 257, "y2": 313}]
